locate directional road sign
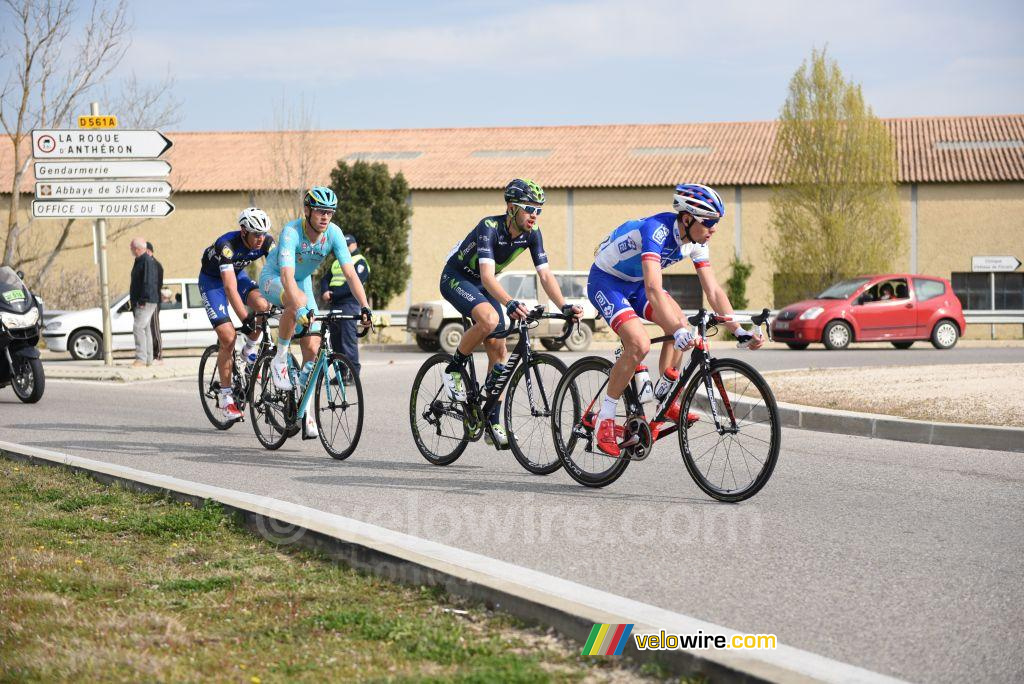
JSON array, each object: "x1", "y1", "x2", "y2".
[
  {"x1": 31, "y1": 129, "x2": 172, "y2": 159},
  {"x1": 972, "y1": 256, "x2": 1022, "y2": 272},
  {"x1": 35, "y1": 180, "x2": 172, "y2": 199},
  {"x1": 32, "y1": 200, "x2": 175, "y2": 218},
  {"x1": 34, "y1": 160, "x2": 171, "y2": 180}
]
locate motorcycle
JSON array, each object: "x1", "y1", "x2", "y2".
[{"x1": 0, "y1": 266, "x2": 45, "y2": 403}]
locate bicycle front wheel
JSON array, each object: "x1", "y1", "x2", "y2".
[
  {"x1": 198, "y1": 344, "x2": 235, "y2": 430},
  {"x1": 248, "y1": 351, "x2": 295, "y2": 450},
  {"x1": 551, "y1": 356, "x2": 630, "y2": 488},
  {"x1": 679, "y1": 357, "x2": 780, "y2": 502},
  {"x1": 315, "y1": 353, "x2": 364, "y2": 460},
  {"x1": 408, "y1": 353, "x2": 469, "y2": 466},
  {"x1": 505, "y1": 353, "x2": 568, "y2": 475}
]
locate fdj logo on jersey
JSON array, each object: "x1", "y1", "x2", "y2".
[
  {"x1": 594, "y1": 291, "x2": 614, "y2": 318},
  {"x1": 617, "y1": 237, "x2": 638, "y2": 254},
  {"x1": 652, "y1": 226, "x2": 669, "y2": 244}
]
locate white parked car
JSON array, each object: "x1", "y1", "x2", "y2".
[
  {"x1": 406, "y1": 270, "x2": 603, "y2": 353},
  {"x1": 42, "y1": 277, "x2": 239, "y2": 360}
]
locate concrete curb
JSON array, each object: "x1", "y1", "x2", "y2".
[
  {"x1": 0, "y1": 440, "x2": 905, "y2": 684},
  {"x1": 773, "y1": 400, "x2": 1024, "y2": 453}
]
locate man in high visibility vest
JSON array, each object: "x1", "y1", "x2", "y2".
[{"x1": 320, "y1": 233, "x2": 370, "y2": 375}]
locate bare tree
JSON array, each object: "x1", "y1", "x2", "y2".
[
  {"x1": 1, "y1": 0, "x2": 130, "y2": 270},
  {"x1": 767, "y1": 47, "x2": 904, "y2": 305},
  {"x1": 260, "y1": 95, "x2": 319, "y2": 230}
]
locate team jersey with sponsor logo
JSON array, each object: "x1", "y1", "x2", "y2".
[
  {"x1": 199, "y1": 230, "x2": 275, "y2": 278},
  {"x1": 444, "y1": 214, "x2": 548, "y2": 279},
  {"x1": 593, "y1": 212, "x2": 710, "y2": 282},
  {"x1": 263, "y1": 219, "x2": 352, "y2": 283}
]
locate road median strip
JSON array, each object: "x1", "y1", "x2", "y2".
[{"x1": 1, "y1": 439, "x2": 906, "y2": 684}]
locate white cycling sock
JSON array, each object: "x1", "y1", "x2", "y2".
[
  {"x1": 598, "y1": 395, "x2": 618, "y2": 421},
  {"x1": 243, "y1": 333, "x2": 261, "y2": 356},
  {"x1": 275, "y1": 337, "x2": 290, "y2": 362}
]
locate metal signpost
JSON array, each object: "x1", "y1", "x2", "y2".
[{"x1": 31, "y1": 103, "x2": 174, "y2": 365}]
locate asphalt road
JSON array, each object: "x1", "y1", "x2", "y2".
[{"x1": 3, "y1": 346, "x2": 1023, "y2": 683}]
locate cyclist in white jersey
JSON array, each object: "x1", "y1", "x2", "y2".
[{"x1": 587, "y1": 183, "x2": 764, "y2": 457}]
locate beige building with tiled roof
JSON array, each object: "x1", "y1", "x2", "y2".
[{"x1": 3, "y1": 115, "x2": 1023, "y2": 337}]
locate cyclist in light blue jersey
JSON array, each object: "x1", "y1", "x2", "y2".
[
  {"x1": 259, "y1": 186, "x2": 372, "y2": 436},
  {"x1": 587, "y1": 183, "x2": 764, "y2": 457}
]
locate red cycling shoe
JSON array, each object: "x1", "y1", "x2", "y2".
[{"x1": 596, "y1": 418, "x2": 621, "y2": 457}]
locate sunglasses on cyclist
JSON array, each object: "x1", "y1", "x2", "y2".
[
  {"x1": 692, "y1": 215, "x2": 718, "y2": 229},
  {"x1": 512, "y1": 203, "x2": 543, "y2": 216}
]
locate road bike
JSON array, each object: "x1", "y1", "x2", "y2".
[
  {"x1": 197, "y1": 307, "x2": 284, "y2": 430},
  {"x1": 550, "y1": 308, "x2": 780, "y2": 501},
  {"x1": 248, "y1": 311, "x2": 370, "y2": 459},
  {"x1": 409, "y1": 306, "x2": 576, "y2": 474}
]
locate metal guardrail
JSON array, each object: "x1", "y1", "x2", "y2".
[{"x1": 963, "y1": 310, "x2": 1024, "y2": 325}]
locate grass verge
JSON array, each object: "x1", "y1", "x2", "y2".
[{"x1": 0, "y1": 457, "x2": 668, "y2": 683}]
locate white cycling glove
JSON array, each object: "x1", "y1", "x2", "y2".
[
  {"x1": 673, "y1": 327, "x2": 695, "y2": 350},
  {"x1": 734, "y1": 328, "x2": 760, "y2": 349}
]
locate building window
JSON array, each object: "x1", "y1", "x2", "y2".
[
  {"x1": 995, "y1": 273, "x2": 1024, "y2": 310},
  {"x1": 951, "y1": 272, "x2": 1024, "y2": 310},
  {"x1": 663, "y1": 274, "x2": 702, "y2": 310}
]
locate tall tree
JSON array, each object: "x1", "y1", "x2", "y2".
[
  {"x1": 768, "y1": 47, "x2": 904, "y2": 305},
  {"x1": 328, "y1": 160, "x2": 412, "y2": 308}
]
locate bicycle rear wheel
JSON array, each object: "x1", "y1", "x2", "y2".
[
  {"x1": 679, "y1": 357, "x2": 780, "y2": 502},
  {"x1": 551, "y1": 356, "x2": 630, "y2": 487},
  {"x1": 315, "y1": 353, "x2": 364, "y2": 460},
  {"x1": 505, "y1": 353, "x2": 569, "y2": 475},
  {"x1": 198, "y1": 344, "x2": 236, "y2": 430},
  {"x1": 248, "y1": 351, "x2": 295, "y2": 450},
  {"x1": 408, "y1": 353, "x2": 469, "y2": 466}
]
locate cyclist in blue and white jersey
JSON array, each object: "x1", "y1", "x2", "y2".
[
  {"x1": 587, "y1": 183, "x2": 764, "y2": 457},
  {"x1": 259, "y1": 186, "x2": 372, "y2": 437},
  {"x1": 441, "y1": 178, "x2": 581, "y2": 447},
  {"x1": 198, "y1": 207, "x2": 275, "y2": 421}
]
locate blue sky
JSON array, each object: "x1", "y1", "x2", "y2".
[{"x1": 116, "y1": 0, "x2": 1024, "y2": 131}]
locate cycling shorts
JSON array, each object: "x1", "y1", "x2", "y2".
[
  {"x1": 587, "y1": 264, "x2": 669, "y2": 333},
  {"x1": 198, "y1": 270, "x2": 259, "y2": 328},
  {"x1": 440, "y1": 269, "x2": 506, "y2": 332}
]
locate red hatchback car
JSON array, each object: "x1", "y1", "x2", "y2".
[{"x1": 771, "y1": 274, "x2": 966, "y2": 350}]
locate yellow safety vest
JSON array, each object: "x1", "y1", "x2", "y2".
[{"x1": 329, "y1": 253, "x2": 369, "y2": 287}]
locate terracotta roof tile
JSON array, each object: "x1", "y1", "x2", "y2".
[{"x1": 3, "y1": 115, "x2": 1022, "y2": 194}]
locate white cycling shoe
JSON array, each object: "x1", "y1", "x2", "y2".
[
  {"x1": 302, "y1": 411, "x2": 318, "y2": 440},
  {"x1": 443, "y1": 369, "x2": 467, "y2": 402},
  {"x1": 484, "y1": 423, "x2": 509, "y2": 448},
  {"x1": 270, "y1": 355, "x2": 292, "y2": 391},
  {"x1": 219, "y1": 393, "x2": 243, "y2": 422}
]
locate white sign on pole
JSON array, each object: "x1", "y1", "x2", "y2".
[
  {"x1": 34, "y1": 160, "x2": 171, "y2": 179},
  {"x1": 31, "y1": 129, "x2": 172, "y2": 159},
  {"x1": 32, "y1": 200, "x2": 175, "y2": 218},
  {"x1": 35, "y1": 180, "x2": 172, "y2": 199},
  {"x1": 972, "y1": 256, "x2": 1022, "y2": 272}
]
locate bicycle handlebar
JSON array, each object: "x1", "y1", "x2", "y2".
[{"x1": 486, "y1": 305, "x2": 578, "y2": 341}]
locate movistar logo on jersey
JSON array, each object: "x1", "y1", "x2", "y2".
[{"x1": 484, "y1": 218, "x2": 497, "y2": 228}]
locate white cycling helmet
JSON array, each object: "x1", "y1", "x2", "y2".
[{"x1": 238, "y1": 207, "x2": 271, "y2": 235}]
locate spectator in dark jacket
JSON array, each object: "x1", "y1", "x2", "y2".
[
  {"x1": 147, "y1": 241, "x2": 165, "y2": 364},
  {"x1": 129, "y1": 237, "x2": 160, "y2": 367}
]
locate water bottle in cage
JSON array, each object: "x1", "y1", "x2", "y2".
[
  {"x1": 634, "y1": 365, "x2": 654, "y2": 403},
  {"x1": 653, "y1": 366, "x2": 680, "y2": 401},
  {"x1": 484, "y1": 363, "x2": 507, "y2": 396}
]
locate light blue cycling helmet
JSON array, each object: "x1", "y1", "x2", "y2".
[{"x1": 304, "y1": 186, "x2": 338, "y2": 210}]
